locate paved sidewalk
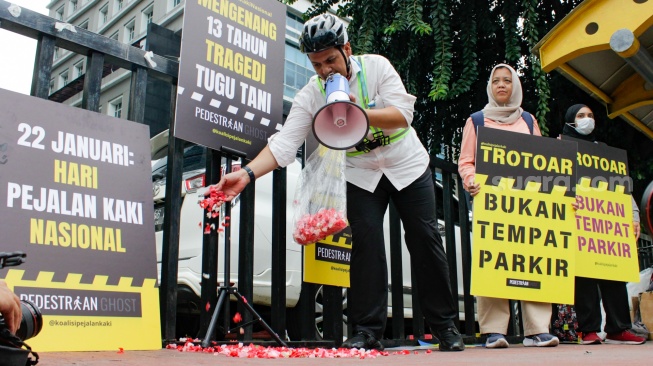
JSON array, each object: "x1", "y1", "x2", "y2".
[{"x1": 35, "y1": 342, "x2": 653, "y2": 365}]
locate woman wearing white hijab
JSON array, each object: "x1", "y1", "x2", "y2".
[{"x1": 458, "y1": 64, "x2": 559, "y2": 348}]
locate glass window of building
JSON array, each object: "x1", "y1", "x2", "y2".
[
  {"x1": 286, "y1": 12, "x2": 303, "y2": 39},
  {"x1": 74, "y1": 60, "x2": 84, "y2": 78},
  {"x1": 124, "y1": 18, "x2": 135, "y2": 42},
  {"x1": 59, "y1": 70, "x2": 69, "y2": 88},
  {"x1": 99, "y1": 4, "x2": 109, "y2": 25},
  {"x1": 284, "y1": 45, "x2": 315, "y2": 99},
  {"x1": 115, "y1": 0, "x2": 123, "y2": 14},
  {"x1": 78, "y1": 19, "x2": 89, "y2": 30},
  {"x1": 109, "y1": 97, "x2": 123, "y2": 118},
  {"x1": 110, "y1": 31, "x2": 119, "y2": 40},
  {"x1": 49, "y1": 79, "x2": 54, "y2": 95},
  {"x1": 171, "y1": 0, "x2": 182, "y2": 9},
  {"x1": 70, "y1": 0, "x2": 78, "y2": 13},
  {"x1": 141, "y1": 4, "x2": 153, "y2": 30},
  {"x1": 55, "y1": 6, "x2": 65, "y2": 21},
  {"x1": 283, "y1": 12, "x2": 315, "y2": 99}
]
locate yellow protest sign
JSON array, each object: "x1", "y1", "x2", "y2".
[
  {"x1": 470, "y1": 128, "x2": 577, "y2": 304},
  {"x1": 471, "y1": 175, "x2": 576, "y2": 304},
  {"x1": 303, "y1": 228, "x2": 351, "y2": 287},
  {"x1": 574, "y1": 180, "x2": 637, "y2": 281},
  {"x1": 560, "y1": 136, "x2": 639, "y2": 282}
]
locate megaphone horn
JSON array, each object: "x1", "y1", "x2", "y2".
[{"x1": 312, "y1": 73, "x2": 369, "y2": 150}]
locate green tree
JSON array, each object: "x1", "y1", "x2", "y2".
[
  {"x1": 283, "y1": 0, "x2": 581, "y2": 156},
  {"x1": 282, "y1": 0, "x2": 653, "y2": 206}
]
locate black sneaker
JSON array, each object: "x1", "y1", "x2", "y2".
[
  {"x1": 436, "y1": 327, "x2": 465, "y2": 351},
  {"x1": 341, "y1": 331, "x2": 384, "y2": 350}
]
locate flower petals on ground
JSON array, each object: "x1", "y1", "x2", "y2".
[{"x1": 167, "y1": 340, "x2": 439, "y2": 359}]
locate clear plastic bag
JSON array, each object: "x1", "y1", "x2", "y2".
[
  {"x1": 627, "y1": 267, "x2": 653, "y2": 299},
  {"x1": 292, "y1": 145, "x2": 348, "y2": 245}
]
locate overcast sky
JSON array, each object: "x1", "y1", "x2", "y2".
[{"x1": 0, "y1": 0, "x2": 50, "y2": 94}]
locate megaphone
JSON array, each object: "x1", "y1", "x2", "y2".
[{"x1": 312, "y1": 73, "x2": 369, "y2": 150}]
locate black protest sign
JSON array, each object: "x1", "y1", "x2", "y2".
[
  {"x1": 475, "y1": 127, "x2": 576, "y2": 196},
  {"x1": 173, "y1": 0, "x2": 286, "y2": 159},
  {"x1": 561, "y1": 135, "x2": 631, "y2": 194},
  {"x1": 0, "y1": 89, "x2": 160, "y2": 351}
]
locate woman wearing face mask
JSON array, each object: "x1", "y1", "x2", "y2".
[
  {"x1": 458, "y1": 64, "x2": 559, "y2": 349},
  {"x1": 561, "y1": 104, "x2": 597, "y2": 141},
  {"x1": 561, "y1": 104, "x2": 646, "y2": 345}
]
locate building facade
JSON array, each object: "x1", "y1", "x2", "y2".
[{"x1": 45, "y1": 0, "x2": 317, "y2": 136}]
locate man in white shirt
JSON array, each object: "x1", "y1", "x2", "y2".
[{"x1": 210, "y1": 13, "x2": 464, "y2": 352}]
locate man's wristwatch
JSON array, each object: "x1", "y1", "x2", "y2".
[{"x1": 243, "y1": 166, "x2": 256, "y2": 183}]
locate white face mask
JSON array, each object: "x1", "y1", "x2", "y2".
[{"x1": 569, "y1": 117, "x2": 595, "y2": 135}]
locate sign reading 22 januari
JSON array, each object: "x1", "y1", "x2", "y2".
[
  {"x1": 174, "y1": 0, "x2": 286, "y2": 159},
  {"x1": 0, "y1": 88, "x2": 160, "y2": 352}
]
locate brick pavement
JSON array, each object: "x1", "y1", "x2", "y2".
[{"x1": 33, "y1": 342, "x2": 653, "y2": 365}]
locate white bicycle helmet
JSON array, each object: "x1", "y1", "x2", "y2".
[{"x1": 299, "y1": 14, "x2": 348, "y2": 54}]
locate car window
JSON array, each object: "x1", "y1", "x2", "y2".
[
  {"x1": 151, "y1": 144, "x2": 207, "y2": 181},
  {"x1": 183, "y1": 145, "x2": 206, "y2": 171},
  {"x1": 152, "y1": 158, "x2": 167, "y2": 181}
]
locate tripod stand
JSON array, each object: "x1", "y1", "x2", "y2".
[{"x1": 201, "y1": 151, "x2": 287, "y2": 348}]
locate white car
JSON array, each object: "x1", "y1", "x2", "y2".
[{"x1": 151, "y1": 130, "x2": 471, "y2": 340}]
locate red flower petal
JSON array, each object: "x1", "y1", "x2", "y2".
[
  {"x1": 170, "y1": 339, "x2": 394, "y2": 359},
  {"x1": 233, "y1": 312, "x2": 242, "y2": 323}
]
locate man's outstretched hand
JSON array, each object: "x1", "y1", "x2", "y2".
[{"x1": 205, "y1": 169, "x2": 250, "y2": 202}]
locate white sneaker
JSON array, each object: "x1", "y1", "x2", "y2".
[
  {"x1": 523, "y1": 333, "x2": 559, "y2": 347},
  {"x1": 486, "y1": 333, "x2": 509, "y2": 348}
]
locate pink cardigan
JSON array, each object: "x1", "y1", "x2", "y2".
[{"x1": 458, "y1": 115, "x2": 542, "y2": 189}]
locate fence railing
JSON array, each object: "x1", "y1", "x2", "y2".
[
  {"x1": 0, "y1": 3, "x2": 478, "y2": 347},
  {"x1": 3, "y1": 1, "x2": 652, "y2": 348},
  {"x1": 0, "y1": 0, "x2": 183, "y2": 342},
  {"x1": 638, "y1": 234, "x2": 653, "y2": 271}
]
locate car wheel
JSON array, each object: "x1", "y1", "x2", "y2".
[
  {"x1": 287, "y1": 286, "x2": 348, "y2": 341},
  {"x1": 175, "y1": 286, "x2": 202, "y2": 339}
]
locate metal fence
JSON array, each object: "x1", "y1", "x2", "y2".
[
  {"x1": 3, "y1": 1, "x2": 651, "y2": 349},
  {"x1": 0, "y1": 0, "x2": 181, "y2": 343},
  {"x1": 0, "y1": 3, "x2": 477, "y2": 346},
  {"x1": 638, "y1": 234, "x2": 653, "y2": 271}
]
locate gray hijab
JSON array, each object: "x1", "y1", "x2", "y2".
[{"x1": 482, "y1": 64, "x2": 524, "y2": 124}]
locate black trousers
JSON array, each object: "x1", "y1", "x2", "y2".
[
  {"x1": 574, "y1": 276, "x2": 631, "y2": 334},
  {"x1": 346, "y1": 168, "x2": 457, "y2": 339}
]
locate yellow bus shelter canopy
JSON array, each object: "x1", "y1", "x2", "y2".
[{"x1": 533, "y1": 0, "x2": 653, "y2": 140}]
